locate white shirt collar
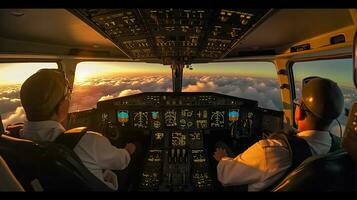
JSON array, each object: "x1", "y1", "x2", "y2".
[
  {"x1": 296, "y1": 130, "x2": 332, "y2": 155},
  {"x1": 296, "y1": 130, "x2": 330, "y2": 137},
  {"x1": 21, "y1": 120, "x2": 65, "y2": 142}
]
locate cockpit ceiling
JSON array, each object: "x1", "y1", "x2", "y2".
[{"x1": 71, "y1": 9, "x2": 271, "y2": 65}]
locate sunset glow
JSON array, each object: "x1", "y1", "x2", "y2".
[
  {"x1": 0, "y1": 63, "x2": 58, "y2": 85},
  {"x1": 74, "y1": 62, "x2": 171, "y2": 84},
  {"x1": 1, "y1": 59, "x2": 356, "y2": 135}
]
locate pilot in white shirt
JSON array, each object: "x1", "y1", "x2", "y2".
[
  {"x1": 20, "y1": 120, "x2": 131, "y2": 190},
  {"x1": 19, "y1": 68, "x2": 136, "y2": 190},
  {"x1": 216, "y1": 130, "x2": 332, "y2": 191},
  {"x1": 214, "y1": 77, "x2": 344, "y2": 191}
]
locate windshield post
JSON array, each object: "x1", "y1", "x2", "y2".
[{"x1": 171, "y1": 64, "x2": 184, "y2": 93}]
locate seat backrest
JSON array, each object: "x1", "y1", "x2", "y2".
[
  {"x1": 272, "y1": 149, "x2": 354, "y2": 191},
  {"x1": 0, "y1": 134, "x2": 112, "y2": 191}
]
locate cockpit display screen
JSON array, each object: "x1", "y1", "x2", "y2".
[
  {"x1": 151, "y1": 111, "x2": 161, "y2": 129},
  {"x1": 117, "y1": 110, "x2": 129, "y2": 126},
  {"x1": 229, "y1": 109, "x2": 239, "y2": 122},
  {"x1": 152, "y1": 111, "x2": 159, "y2": 120}
]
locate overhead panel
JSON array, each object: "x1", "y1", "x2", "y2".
[{"x1": 71, "y1": 9, "x2": 270, "y2": 64}]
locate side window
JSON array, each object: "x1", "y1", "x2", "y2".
[
  {"x1": 0, "y1": 62, "x2": 58, "y2": 128},
  {"x1": 293, "y1": 58, "x2": 356, "y2": 137}
]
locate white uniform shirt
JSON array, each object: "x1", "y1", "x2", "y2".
[
  {"x1": 217, "y1": 130, "x2": 332, "y2": 191},
  {"x1": 20, "y1": 120, "x2": 131, "y2": 190}
]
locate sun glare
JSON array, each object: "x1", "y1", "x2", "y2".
[
  {"x1": 74, "y1": 62, "x2": 171, "y2": 84},
  {"x1": 75, "y1": 66, "x2": 97, "y2": 83},
  {"x1": 0, "y1": 63, "x2": 58, "y2": 85}
]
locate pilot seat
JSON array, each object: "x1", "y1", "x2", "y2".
[
  {"x1": 272, "y1": 149, "x2": 354, "y2": 191},
  {"x1": 0, "y1": 131, "x2": 113, "y2": 191}
]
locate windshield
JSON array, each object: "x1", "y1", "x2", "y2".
[
  {"x1": 183, "y1": 61, "x2": 283, "y2": 110},
  {"x1": 70, "y1": 62, "x2": 171, "y2": 112}
]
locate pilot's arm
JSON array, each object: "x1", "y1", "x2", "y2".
[
  {"x1": 215, "y1": 139, "x2": 291, "y2": 187},
  {"x1": 75, "y1": 131, "x2": 131, "y2": 170}
]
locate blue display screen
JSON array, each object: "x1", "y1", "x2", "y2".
[
  {"x1": 151, "y1": 111, "x2": 159, "y2": 120},
  {"x1": 229, "y1": 110, "x2": 239, "y2": 121},
  {"x1": 117, "y1": 111, "x2": 129, "y2": 123}
]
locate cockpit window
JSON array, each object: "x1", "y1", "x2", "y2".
[
  {"x1": 293, "y1": 58, "x2": 356, "y2": 137},
  {"x1": 0, "y1": 62, "x2": 58, "y2": 127},
  {"x1": 184, "y1": 62, "x2": 283, "y2": 111},
  {"x1": 70, "y1": 62, "x2": 171, "y2": 112}
]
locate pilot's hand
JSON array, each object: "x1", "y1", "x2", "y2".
[
  {"x1": 213, "y1": 148, "x2": 228, "y2": 161},
  {"x1": 125, "y1": 143, "x2": 136, "y2": 155}
]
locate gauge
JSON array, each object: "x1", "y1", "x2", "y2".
[
  {"x1": 153, "y1": 121, "x2": 161, "y2": 129},
  {"x1": 133, "y1": 111, "x2": 149, "y2": 128},
  {"x1": 171, "y1": 132, "x2": 186, "y2": 146},
  {"x1": 179, "y1": 109, "x2": 194, "y2": 129},
  {"x1": 196, "y1": 110, "x2": 208, "y2": 119},
  {"x1": 181, "y1": 109, "x2": 194, "y2": 118},
  {"x1": 101, "y1": 113, "x2": 109, "y2": 122},
  {"x1": 210, "y1": 111, "x2": 225, "y2": 128},
  {"x1": 154, "y1": 132, "x2": 164, "y2": 140},
  {"x1": 147, "y1": 150, "x2": 162, "y2": 162},
  {"x1": 152, "y1": 132, "x2": 165, "y2": 147},
  {"x1": 189, "y1": 132, "x2": 201, "y2": 141},
  {"x1": 179, "y1": 119, "x2": 187, "y2": 129},
  {"x1": 151, "y1": 111, "x2": 161, "y2": 129},
  {"x1": 117, "y1": 110, "x2": 129, "y2": 126},
  {"x1": 196, "y1": 120, "x2": 208, "y2": 129},
  {"x1": 165, "y1": 110, "x2": 177, "y2": 127},
  {"x1": 188, "y1": 131, "x2": 203, "y2": 148},
  {"x1": 191, "y1": 149, "x2": 205, "y2": 163},
  {"x1": 228, "y1": 109, "x2": 239, "y2": 122},
  {"x1": 187, "y1": 121, "x2": 193, "y2": 128}
]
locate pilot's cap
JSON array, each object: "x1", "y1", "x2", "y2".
[
  {"x1": 20, "y1": 69, "x2": 69, "y2": 121},
  {"x1": 301, "y1": 77, "x2": 344, "y2": 120}
]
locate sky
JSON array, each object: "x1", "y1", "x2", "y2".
[
  {"x1": 189, "y1": 61, "x2": 277, "y2": 78},
  {"x1": 293, "y1": 58, "x2": 353, "y2": 88},
  {"x1": 0, "y1": 59, "x2": 356, "y2": 137},
  {"x1": 0, "y1": 63, "x2": 58, "y2": 86}
]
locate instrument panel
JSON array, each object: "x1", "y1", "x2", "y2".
[{"x1": 66, "y1": 92, "x2": 283, "y2": 191}]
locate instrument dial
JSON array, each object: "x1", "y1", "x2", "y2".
[
  {"x1": 165, "y1": 110, "x2": 177, "y2": 127},
  {"x1": 134, "y1": 111, "x2": 149, "y2": 128}
]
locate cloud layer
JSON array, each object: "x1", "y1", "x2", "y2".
[
  {"x1": 182, "y1": 75, "x2": 283, "y2": 110},
  {"x1": 0, "y1": 85, "x2": 25, "y2": 127},
  {"x1": 1, "y1": 73, "x2": 356, "y2": 137},
  {"x1": 69, "y1": 75, "x2": 172, "y2": 112},
  {"x1": 68, "y1": 74, "x2": 284, "y2": 112},
  {"x1": 2, "y1": 106, "x2": 27, "y2": 127}
]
